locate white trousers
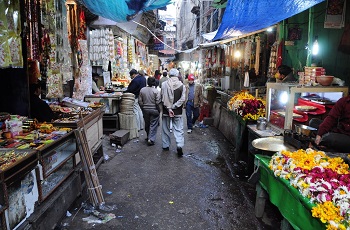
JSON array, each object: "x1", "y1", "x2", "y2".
[{"x1": 162, "y1": 116, "x2": 184, "y2": 149}]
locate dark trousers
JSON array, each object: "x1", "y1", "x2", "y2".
[
  {"x1": 142, "y1": 109, "x2": 160, "y2": 142},
  {"x1": 185, "y1": 101, "x2": 200, "y2": 129},
  {"x1": 309, "y1": 118, "x2": 350, "y2": 153}
]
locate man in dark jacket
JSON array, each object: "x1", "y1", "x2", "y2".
[
  {"x1": 29, "y1": 83, "x2": 55, "y2": 122},
  {"x1": 313, "y1": 95, "x2": 350, "y2": 152},
  {"x1": 126, "y1": 69, "x2": 146, "y2": 98},
  {"x1": 126, "y1": 69, "x2": 146, "y2": 131}
]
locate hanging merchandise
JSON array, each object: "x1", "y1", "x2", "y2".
[
  {"x1": 46, "y1": 70, "x2": 63, "y2": 99},
  {"x1": 254, "y1": 36, "x2": 260, "y2": 75},
  {"x1": 127, "y1": 37, "x2": 133, "y2": 64},
  {"x1": 225, "y1": 46, "x2": 230, "y2": 67},
  {"x1": 89, "y1": 28, "x2": 114, "y2": 66},
  {"x1": 40, "y1": 27, "x2": 51, "y2": 81},
  {"x1": 56, "y1": 0, "x2": 73, "y2": 84},
  {"x1": 205, "y1": 50, "x2": 211, "y2": 68},
  {"x1": 66, "y1": 2, "x2": 78, "y2": 52},
  {"x1": 25, "y1": 0, "x2": 41, "y2": 61},
  {"x1": 220, "y1": 46, "x2": 227, "y2": 66},
  {"x1": 73, "y1": 40, "x2": 92, "y2": 100},
  {"x1": 211, "y1": 47, "x2": 217, "y2": 66},
  {"x1": 78, "y1": 10, "x2": 87, "y2": 40},
  {"x1": 244, "y1": 39, "x2": 252, "y2": 67},
  {"x1": 7, "y1": 0, "x2": 23, "y2": 67},
  {"x1": 268, "y1": 41, "x2": 278, "y2": 78},
  {"x1": 137, "y1": 41, "x2": 146, "y2": 66},
  {"x1": 0, "y1": 0, "x2": 22, "y2": 68},
  {"x1": 243, "y1": 71, "x2": 249, "y2": 87},
  {"x1": 276, "y1": 39, "x2": 283, "y2": 68}
]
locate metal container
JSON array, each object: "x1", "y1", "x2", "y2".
[
  {"x1": 256, "y1": 117, "x2": 267, "y2": 130},
  {"x1": 294, "y1": 124, "x2": 317, "y2": 136}
]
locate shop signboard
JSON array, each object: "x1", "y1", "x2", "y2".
[{"x1": 153, "y1": 36, "x2": 164, "y2": 50}]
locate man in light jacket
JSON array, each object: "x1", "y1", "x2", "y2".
[{"x1": 161, "y1": 68, "x2": 186, "y2": 157}]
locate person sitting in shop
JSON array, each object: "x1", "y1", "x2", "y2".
[
  {"x1": 275, "y1": 65, "x2": 298, "y2": 83},
  {"x1": 310, "y1": 94, "x2": 350, "y2": 153},
  {"x1": 92, "y1": 73, "x2": 104, "y2": 93},
  {"x1": 29, "y1": 83, "x2": 56, "y2": 122}
]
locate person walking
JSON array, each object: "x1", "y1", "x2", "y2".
[
  {"x1": 138, "y1": 77, "x2": 161, "y2": 146},
  {"x1": 159, "y1": 71, "x2": 173, "y2": 132},
  {"x1": 185, "y1": 74, "x2": 203, "y2": 133},
  {"x1": 126, "y1": 69, "x2": 146, "y2": 131},
  {"x1": 159, "y1": 71, "x2": 169, "y2": 87},
  {"x1": 161, "y1": 68, "x2": 186, "y2": 157}
]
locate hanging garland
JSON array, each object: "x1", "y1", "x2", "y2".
[{"x1": 25, "y1": 0, "x2": 41, "y2": 61}]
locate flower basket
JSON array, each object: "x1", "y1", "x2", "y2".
[{"x1": 227, "y1": 91, "x2": 266, "y2": 121}]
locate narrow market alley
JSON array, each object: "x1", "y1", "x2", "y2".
[{"x1": 56, "y1": 120, "x2": 282, "y2": 230}]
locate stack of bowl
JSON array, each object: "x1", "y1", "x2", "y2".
[{"x1": 120, "y1": 93, "x2": 135, "y2": 115}]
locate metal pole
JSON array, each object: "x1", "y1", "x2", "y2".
[{"x1": 306, "y1": 7, "x2": 314, "y2": 67}]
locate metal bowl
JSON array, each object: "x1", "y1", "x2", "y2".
[
  {"x1": 252, "y1": 136, "x2": 294, "y2": 153},
  {"x1": 294, "y1": 124, "x2": 317, "y2": 136}
]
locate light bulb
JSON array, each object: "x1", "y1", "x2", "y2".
[
  {"x1": 279, "y1": 91, "x2": 289, "y2": 104},
  {"x1": 234, "y1": 51, "x2": 241, "y2": 58}
]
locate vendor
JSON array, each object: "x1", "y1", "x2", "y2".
[
  {"x1": 311, "y1": 94, "x2": 350, "y2": 152},
  {"x1": 92, "y1": 73, "x2": 104, "y2": 93},
  {"x1": 29, "y1": 83, "x2": 56, "y2": 122},
  {"x1": 275, "y1": 65, "x2": 297, "y2": 83}
]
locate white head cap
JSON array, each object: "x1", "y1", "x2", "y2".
[{"x1": 169, "y1": 68, "x2": 179, "y2": 77}]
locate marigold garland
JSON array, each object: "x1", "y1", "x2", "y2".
[
  {"x1": 269, "y1": 148, "x2": 350, "y2": 229},
  {"x1": 227, "y1": 91, "x2": 266, "y2": 121}
]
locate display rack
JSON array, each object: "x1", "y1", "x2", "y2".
[
  {"x1": 265, "y1": 83, "x2": 349, "y2": 131},
  {"x1": 36, "y1": 132, "x2": 77, "y2": 202},
  {"x1": 84, "y1": 94, "x2": 121, "y2": 133}
]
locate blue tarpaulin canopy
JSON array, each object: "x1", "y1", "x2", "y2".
[
  {"x1": 213, "y1": 0, "x2": 325, "y2": 41},
  {"x1": 81, "y1": 0, "x2": 172, "y2": 22}
]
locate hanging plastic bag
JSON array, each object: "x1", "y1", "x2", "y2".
[{"x1": 243, "y1": 71, "x2": 250, "y2": 87}]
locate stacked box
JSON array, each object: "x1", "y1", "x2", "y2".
[
  {"x1": 109, "y1": 129, "x2": 130, "y2": 146},
  {"x1": 304, "y1": 67, "x2": 326, "y2": 85}
]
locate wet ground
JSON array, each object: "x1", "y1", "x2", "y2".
[{"x1": 56, "y1": 121, "x2": 282, "y2": 230}]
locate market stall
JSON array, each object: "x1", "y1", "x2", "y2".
[
  {"x1": 0, "y1": 103, "x2": 104, "y2": 229},
  {"x1": 84, "y1": 92, "x2": 123, "y2": 133},
  {"x1": 255, "y1": 146, "x2": 350, "y2": 229},
  {"x1": 254, "y1": 154, "x2": 325, "y2": 229}
]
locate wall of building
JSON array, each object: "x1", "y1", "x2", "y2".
[{"x1": 282, "y1": 1, "x2": 350, "y2": 85}]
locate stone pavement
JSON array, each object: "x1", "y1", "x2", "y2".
[{"x1": 56, "y1": 121, "x2": 282, "y2": 230}]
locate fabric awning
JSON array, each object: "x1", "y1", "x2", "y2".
[
  {"x1": 213, "y1": 0, "x2": 325, "y2": 41},
  {"x1": 81, "y1": 0, "x2": 171, "y2": 22}
]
